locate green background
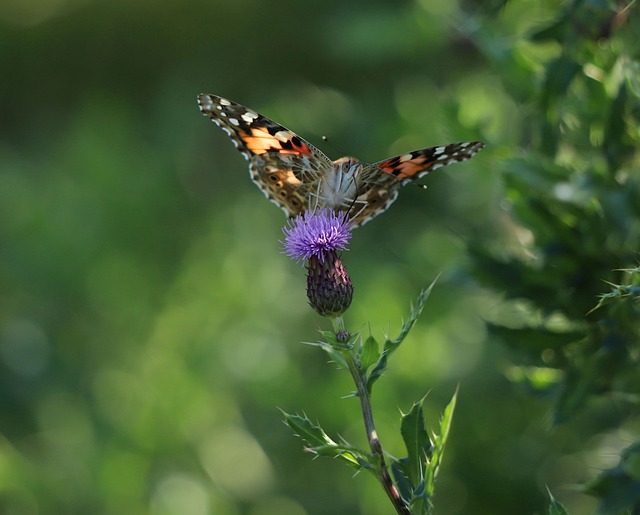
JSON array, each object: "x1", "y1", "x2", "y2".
[{"x1": 1, "y1": 0, "x2": 637, "y2": 514}]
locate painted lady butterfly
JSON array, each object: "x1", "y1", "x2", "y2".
[{"x1": 197, "y1": 94, "x2": 484, "y2": 228}]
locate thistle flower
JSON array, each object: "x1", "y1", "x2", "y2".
[{"x1": 283, "y1": 209, "x2": 354, "y2": 317}]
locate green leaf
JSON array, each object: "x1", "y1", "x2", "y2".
[
  {"x1": 584, "y1": 442, "x2": 640, "y2": 514},
  {"x1": 553, "y1": 341, "x2": 630, "y2": 425},
  {"x1": 400, "y1": 399, "x2": 431, "y2": 486},
  {"x1": 282, "y1": 411, "x2": 335, "y2": 448},
  {"x1": 366, "y1": 279, "x2": 437, "y2": 392},
  {"x1": 390, "y1": 458, "x2": 413, "y2": 504},
  {"x1": 540, "y1": 53, "x2": 581, "y2": 155},
  {"x1": 487, "y1": 324, "x2": 586, "y2": 355},
  {"x1": 308, "y1": 331, "x2": 349, "y2": 369},
  {"x1": 312, "y1": 442, "x2": 372, "y2": 470},
  {"x1": 541, "y1": 54, "x2": 581, "y2": 110},
  {"x1": 409, "y1": 479, "x2": 429, "y2": 515},
  {"x1": 604, "y1": 82, "x2": 634, "y2": 171},
  {"x1": 282, "y1": 411, "x2": 373, "y2": 470},
  {"x1": 359, "y1": 335, "x2": 380, "y2": 373},
  {"x1": 547, "y1": 487, "x2": 569, "y2": 515},
  {"x1": 425, "y1": 388, "x2": 457, "y2": 498}
]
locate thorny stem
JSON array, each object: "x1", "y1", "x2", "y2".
[{"x1": 332, "y1": 318, "x2": 410, "y2": 515}]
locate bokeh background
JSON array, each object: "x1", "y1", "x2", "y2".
[{"x1": 1, "y1": 1, "x2": 638, "y2": 514}]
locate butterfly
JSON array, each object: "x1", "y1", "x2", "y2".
[{"x1": 197, "y1": 94, "x2": 484, "y2": 228}]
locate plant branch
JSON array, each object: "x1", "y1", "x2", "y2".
[{"x1": 344, "y1": 350, "x2": 410, "y2": 515}]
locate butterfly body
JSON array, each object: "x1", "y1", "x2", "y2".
[
  {"x1": 317, "y1": 157, "x2": 361, "y2": 211},
  {"x1": 198, "y1": 93, "x2": 484, "y2": 227}
]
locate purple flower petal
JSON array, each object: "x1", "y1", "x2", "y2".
[{"x1": 282, "y1": 209, "x2": 353, "y2": 263}]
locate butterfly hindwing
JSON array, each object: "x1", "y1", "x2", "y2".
[
  {"x1": 369, "y1": 141, "x2": 486, "y2": 182},
  {"x1": 349, "y1": 141, "x2": 485, "y2": 226}
]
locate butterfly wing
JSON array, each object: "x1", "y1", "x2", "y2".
[
  {"x1": 197, "y1": 94, "x2": 333, "y2": 217},
  {"x1": 352, "y1": 141, "x2": 485, "y2": 227}
]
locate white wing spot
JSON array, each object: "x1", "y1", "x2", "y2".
[
  {"x1": 241, "y1": 111, "x2": 259, "y2": 123},
  {"x1": 434, "y1": 146, "x2": 446, "y2": 155},
  {"x1": 399, "y1": 153, "x2": 413, "y2": 162},
  {"x1": 219, "y1": 98, "x2": 231, "y2": 106},
  {"x1": 229, "y1": 118, "x2": 240, "y2": 126},
  {"x1": 437, "y1": 153, "x2": 450, "y2": 160},
  {"x1": 459, "y1": 142, "x2": 470, "y2": 148},
  {"x1": 431, "y1": 163, "x2": 443, "y2": 170},
  {"x1": 275, "y1": 130, "x2": 293, "y2": 142},
  {"x1": 198, "y1": 95, "x2": 212, "y2": 106}
]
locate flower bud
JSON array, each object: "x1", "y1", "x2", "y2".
[{"x1": 306, "y1": 253, "x2": 353, "y2": 317}]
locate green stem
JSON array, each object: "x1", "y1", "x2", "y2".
[
  {"x1": 336, "y1": 332, "x2": 410, "y2": 515},
  {"x1": 332, "y1": 316, "x2": 346, "y2": 334}
]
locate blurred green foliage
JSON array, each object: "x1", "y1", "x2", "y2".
[{"x1": 0, "y1": 0, "x2": 639, "y2": 514}]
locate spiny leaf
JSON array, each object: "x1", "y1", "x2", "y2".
[
  {"x1": 409, "y1": 479, "x2": 429, "y2": 515},
  {"x1": 282, "y1": 412, "x2": 373, "y2": 470},
  {"x1": 312, "y1": 442, "x2": 371, "y2": 470},
  {"x1": 390, "y1": 459, "x2": 413, "y2": 504},
  {"x1": 360, "y1": 335, "x2": 380, "y2": 373},
  {"x1": 400, "y1": 399, "x2": 431, "y2": 486},
  {"x1": 282, "y1": 411, "x2": 336, "y2": 448},
  {"x1": 547, "y1": 487, "x2": 569, "y2": 515},
  {"x1": 308, "y1": 332, "x2": 349, "y2": 368},
  {"x1": 425, "y1": 388, "x2": 458, "y2": 498}
]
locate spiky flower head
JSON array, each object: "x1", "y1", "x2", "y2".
[
  {"x1": 283, "y1": 209, "x2": 354, "y2": 317},
  {"x1": 282, "y1": 209, "x2": 352, "y2": 263}
]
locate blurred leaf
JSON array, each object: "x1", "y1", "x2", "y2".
[
  {"x1": 540, "y1": 54, "x2": 581, "y2": 155},
  {"x1": 506, "y1": 366, "x2": 563, "y2": 397},
  {"x1": 530, "y1": 13, "x2": 571, "y2": 43},
  {"x1": 488, "y1": 324, "x2": 585, "y2": 355},
  {"x1": 584, "y1": 442, "x2": 640, "y2": 514},
  {"x1": 553, "y1": 338, "x2": 631, "y2": 425},
  {"x1": 604, "y1": 82, "x2": 634, "y2": 171}
]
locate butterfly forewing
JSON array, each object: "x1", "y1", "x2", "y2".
[
  {"x1": 197, "y1": 94, "x2": 332, "y2": 217},
  {"x1": 198, "y1": 93, "x2": 484, "y2": 227}
]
